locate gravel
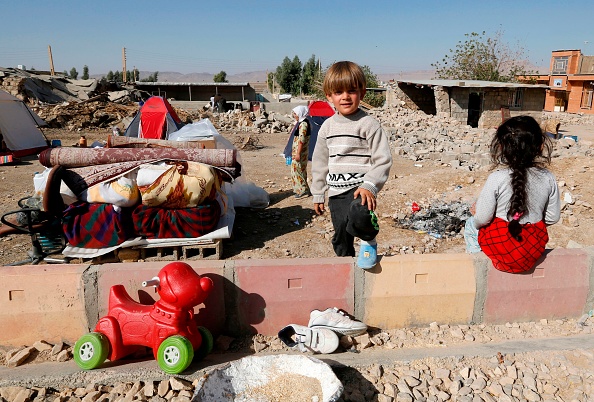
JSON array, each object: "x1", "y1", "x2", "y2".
[{"x1": 1, "y1": 316, "x2": 593, "y2": 401}]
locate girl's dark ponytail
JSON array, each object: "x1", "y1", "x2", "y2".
[{"x1": 491, "y1": 116, "x2": 551, "y2": 241}]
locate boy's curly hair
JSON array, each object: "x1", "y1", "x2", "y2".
[
  {"x1": 491, "y1": 115, "x2": 552, "y2": 241},
  {"x1": 323, "y1": 61, "x2": 366, "y2": 95}
]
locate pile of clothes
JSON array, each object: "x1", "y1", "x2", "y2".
[{"x1": 37, "y1": 135, "x2": 242, "y2": 257}]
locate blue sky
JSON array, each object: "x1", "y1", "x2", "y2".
[{"x1": 2, "y1": 0, "x2": 593, "y2": 77}]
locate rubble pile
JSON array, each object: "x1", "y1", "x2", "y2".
[
  {"x1": 0, "y1": 67, "x2": 104, "y2": 104},
  {"x1": 368, "y1": 104, "x2": 594, "y2": 172},
  {"x1": 0, "y1": 74, "x2": 26, "y2": 98},
  {"x1": 209, "y1": 108, "x2": 293, "y2": 134},
  {"x1": 32, "y1": 99, "x2": 138, "y2": 130},
  {"x1": 544, "y1": 111, "x2": 594, "y2": 127}
]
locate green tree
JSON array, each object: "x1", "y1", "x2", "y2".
[
  {"x1": 431, "y1": 31, "x2": 536, "y2": 82},
  {"x1": 301, "y1": 55, "x2": 320, "y2": 95},
  {"x1": 69, "y1": 67, "x2": 78, "y2": 79},
  {"x1": 267, "y1": 72, "x2": 275, "y2": 92},
  {"x1": 82, "y1": 65, "x2": 89, "y2": 80},
  {"x1": 106, "y1": 71, "x2": 114, "y2": 81},
  {"x1": 213, "y1": 71, "x2": 228, "y2": 83},
  {"x1": 275, "y1": 56, "x2": 302, "y2": 95},
  {"x1": 140, "y1": 71, "x2": 159, "y2": 82},
  {"x1": 361, "y1": 65, "x2": 379, "y2": 88},
  {"x1": 359, "y1": 65, "x2": 384, "y2": 107}
]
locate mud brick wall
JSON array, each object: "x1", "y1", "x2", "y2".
[{"x1": 0, "y1": 76, "x2": 26, "y2": 99}]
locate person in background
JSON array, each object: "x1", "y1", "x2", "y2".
[
  {"x1": 291, "y1": 105, "x2": 312, "y2": 199},
  {"x1": 464, "y1": 115, "x2": 560, "y2": 273},
  {"x1": 311, "y1": 61, "x2": 392, "y2": 270},
  {"x1": 212, "y1": 93, "x2": 222, "y2": 113}
]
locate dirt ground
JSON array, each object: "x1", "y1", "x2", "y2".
[{"x1": 0, "y1": 123, "x2": 592, "y2": 266}]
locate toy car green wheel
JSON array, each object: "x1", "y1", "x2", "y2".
[
  {"x1": 157, "y1": 335, "x2": 194, "y2": 374},
  {"x1": 194, "y1": 326, "x2": 214, "y2": 361},
  {"x1": 73, "y1": 332, "x2": 109, "y2": 370}
]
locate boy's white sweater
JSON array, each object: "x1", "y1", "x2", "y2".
[{"x1": 311, "y1": 109, "x2": 393, "y2": 204}]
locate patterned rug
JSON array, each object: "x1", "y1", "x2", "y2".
[
  {"x1": 39, "y1": 147, "x2": 238, "y2": 169},
  {"x1": 107, "y1": 135, "x2": 210, "y2": 149}
]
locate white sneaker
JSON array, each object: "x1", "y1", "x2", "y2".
[
  {"x1": 308, "y1": 307, "x2": 368, "y2": 336},
  {"x1": 277, "y1": 324, "x2": 339, "y2": 354}
]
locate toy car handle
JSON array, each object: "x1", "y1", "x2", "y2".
[{"x1": 142, "y1": 277, "x2": 160, "y2": 287}]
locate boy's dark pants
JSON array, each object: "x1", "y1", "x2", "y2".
[{"x1": 328, "y1": 188, "x2": 379, "y2": 257}]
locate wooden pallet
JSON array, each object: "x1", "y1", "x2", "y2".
[{"x1": 93, "y1": 239, "x2": 222, "y2": 263}]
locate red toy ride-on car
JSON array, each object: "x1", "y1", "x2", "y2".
[{"x1": 73, "y1": 261, "x2": 214, "y2": 374}]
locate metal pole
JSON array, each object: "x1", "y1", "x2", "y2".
[
  {"x1": 47, "y1": 45, "x2": 55, "y2": 76},
  {"x1": 122, "y1": 48, "x2": 127, "y2": 83}
]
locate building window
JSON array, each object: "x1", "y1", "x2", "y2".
[
  {"x1": 552, "y1": 56, "x2": 569, "y2": 74},
  {"x1": 509, "y1": 88, "x2": 524, "y2": 109},
  {"x1": 581, "y1": 84, "x2": 593, "y2": 109}
]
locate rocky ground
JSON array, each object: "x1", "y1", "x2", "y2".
[
  {"x1": 0, "y1": 315, "x2": 593, "y2": 401},
  {"x1": 1, "y1": 105, "x2": 594, "y2": 266},
  {"x1": 1, "y1": 103, "x2": 594, "y2": 400}
]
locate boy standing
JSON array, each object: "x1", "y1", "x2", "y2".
[{"x1": 311, "y1": 61, "x2": 392, "y2": 269}]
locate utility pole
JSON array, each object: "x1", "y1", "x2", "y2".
[
  {"x1": 47, "y1": 45, "x2": 55, "y2": 76},
  {"x1": 122, "y1": 47, "x2": 127, "y2": 83}
]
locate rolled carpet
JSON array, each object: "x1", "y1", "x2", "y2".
[{"x1": 39, "y1": 147, "x2": 237, "y2": 169}]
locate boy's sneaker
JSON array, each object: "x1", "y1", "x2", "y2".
[
  {"x1": 308, "y1": 307, "x2": 368, "y2": 336},
  {"x1": 278, "y1": 324, "x2": 339, "y2": 354},
  {"x1": 357, "y1": 242, "x2": 377, "y2": 270}
]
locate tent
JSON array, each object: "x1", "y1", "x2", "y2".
[
  {"x1": 0, "y1": 90, "x2": 48, "y2": 158},
  {"x1": 283, "y1": 100, "x2": 335, "y2": 161},
  {"x1": 124, "y1": 96, "x2": 184, "y2": 139}
]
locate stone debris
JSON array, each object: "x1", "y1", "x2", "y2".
[
  {"x1": 32, "y1": 98, "x2": 139, "y2": 131},
  {"x1": 1, "y1": 316, "x2": 592, "y2": 400},
  {"x1": 6, "y1": 346, "x2": 35, "y2": 368},
  {"x1": 31, "y1": 340, "x2": 52, "y2": 352}
]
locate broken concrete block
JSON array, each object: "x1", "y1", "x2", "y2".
[
  {"x1": 169, "y1": 377, "x2": 192, "y2": 391},
  {"x1": 33, "y1": 340, "x2": 53, "y2": 352},
  {"x1": 51, "y1": 341, "x2": 64, "y2": 355},
  {"x1": 7, "y1": 346, "x2": 35, "y2": 368},
  {"x1": 56, "y1": 349, "x2": 71, "y2": 362}
]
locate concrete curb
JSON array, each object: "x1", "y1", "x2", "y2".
[{"x1": 1, "y1": 248, "x2": 592, "y2": 347}]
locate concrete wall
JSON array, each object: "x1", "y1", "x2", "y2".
[
  {"x1": 394, "y1": 84, "x2": 546, "y2": 128},
  {"x1": 394, "y1": 84, "x2": 435, "y2": 114},
  {"x1": 134, "y1": 84, "x2": 257, "y2": 102},
  {"x1": 1, "y1": 248, "x2": 593, "y2": 347},
  {"x1": 169, "y1": 100, "x2": 309, "y2": 116}
]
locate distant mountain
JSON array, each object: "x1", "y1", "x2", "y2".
[
  {"x1": 91, "y1": 70, "x2": 269, "y2": 83},
  {"x1": 91, "y1": 66, "x2": 549, "y2": 85},
  {"x1": 377, "y1": 70, "x2": 435, "y2": 82}
]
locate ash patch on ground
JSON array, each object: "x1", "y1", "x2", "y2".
[{"x1": 397, "y1": 201, "x2": 471, "y2": 237}]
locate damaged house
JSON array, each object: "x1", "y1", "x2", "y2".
[{"x1": 386, "y1": 79, "x2": 549, "y2": 129}]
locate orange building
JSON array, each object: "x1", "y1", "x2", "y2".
[{"x1": 527, "y1": 50, "x2": 594, "y2": 114}]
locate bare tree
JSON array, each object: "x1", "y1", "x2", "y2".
[{"x1": 432, "y1": 31, "x2": 536, "y2": 82}]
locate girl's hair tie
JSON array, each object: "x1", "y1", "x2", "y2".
[{"x1": 513, "y1": 212, "x2": 523, "y2": 221}]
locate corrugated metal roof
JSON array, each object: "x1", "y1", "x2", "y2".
[
  {"x1": 396, "y1": 79, "x2": 549, "y2": 89},
  {"x1": 134, "y1": 82, "x2": 250, "y2": 86}
]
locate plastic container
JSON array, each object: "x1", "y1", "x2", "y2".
[{"x1": 193, "y1": 354, "x2": 343, "y2": 402}]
